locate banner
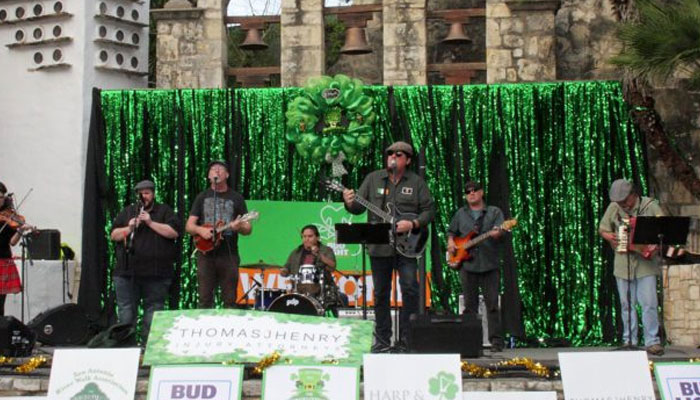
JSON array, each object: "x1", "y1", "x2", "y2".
[
  {"x1": 262, "y1": 365, "x2": 360, "y2": 400},
  {"x1": 654, "y1": 362, "x2": 700, "y2": 400},
  {"x1": 147, "y1": 365, "x2": 244, "y2": 400},
  {"x1": 143, "y1": 309, "x2": 373, "y2": 366}
]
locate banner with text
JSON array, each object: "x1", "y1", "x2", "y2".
[
  {"x1": 653, "y1": 362, "x2": 700, "y2": 400},
  {"x1": 143, "y1": 309, "x2": 373, "y2": 366},
  {"x1": 147, "y1": 365, "x2": 243, "y2": 400},
  {"x1": 262, "y1": 365, "x2": 360, "y2": 400},
  {"x1": 363, "y1": 354, "x2": 462, "y2": 400},
  {"x1": 463, "y1": 392, "x2": 557, "y2": 400}
]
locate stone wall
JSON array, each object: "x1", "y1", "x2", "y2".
[
  {"x1": 382, "y1": 0, "x2": 427, "y2": 85},
  {"x1": 664, "y1": 264, "x2": 700, "y2": 346},
  {"x1": 280, "y1": 0, "x2": 324, "y2": 87},
  {"x1": 152, "y1": 0, "x2": 227, "y2": 88}
]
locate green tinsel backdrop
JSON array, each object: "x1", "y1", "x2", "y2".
[{"x1": 89, "y1": 81, "x2": 648, "y2": 345}]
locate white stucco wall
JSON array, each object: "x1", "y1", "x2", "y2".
[{"x1": 0, "y1": 0, "x2": 148, "y2": 258}]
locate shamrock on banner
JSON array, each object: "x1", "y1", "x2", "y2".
[{"x1": 285, "y1": 74, "x2": 375, "y2": 176}]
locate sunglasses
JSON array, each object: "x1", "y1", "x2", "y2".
[
  {"x1": 386, "y1": 150, "x2": 406, "y2": 157},
  {"x1": 465, "y1": 188, "x2": 480, "y2": 194}
]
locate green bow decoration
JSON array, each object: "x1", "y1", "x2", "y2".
[{"x1": 286, "y1": 75, "x2": 375, "y2": 175}]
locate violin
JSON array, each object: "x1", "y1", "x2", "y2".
[{"x1": 0, "y1": 209, "x2": 34, "y2": 233}]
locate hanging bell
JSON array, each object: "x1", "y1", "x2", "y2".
[
  {"x1": 240, "y1": 27, "x2": 268, "y2": 51},
  {"x1": 442, "y1": 22, "x2": 471, "y2": 44},
  {"x1": 340, "y1": 27, "x2": 372, "y2": 55}
]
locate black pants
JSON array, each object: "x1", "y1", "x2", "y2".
[
  {"x1": 460, "y1": 268, "x2": 504, "y2": 347},
  {"x1": 0, "y1": 294, "x2": 5, "y2": 316},
  {"x1": 370, "y1": 255, "x2": 419, "y2": 345},
  {"x1": 197, "y1": 252, "x2": 240, "y2": 308}
]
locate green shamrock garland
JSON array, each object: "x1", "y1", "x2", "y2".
[{"x1": 286, "y1": 74, "x2": 375, "y2": 176}]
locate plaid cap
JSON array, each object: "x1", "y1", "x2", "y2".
[
  {"x1": 385, "y1": 141, "x2": 414, "y2": 157},
  {"x1": 465, "y1": 181, "x2": 482, "y2": 192},
  {"x1": 207, "y1": 160, "x2": 229, "y2": 171},
  {"x1": 609, "y1": 179, "x2": 633, "y2": 202},
  {"x1": 134, "y1": 180, "x2": 155, "y2": 191}
]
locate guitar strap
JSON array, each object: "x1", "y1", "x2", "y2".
[{"x1": 473, "y1": 208, "x2": 487, "y2": 234}]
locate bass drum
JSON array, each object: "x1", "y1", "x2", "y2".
[{"x1": 267, "y1": 293, "x2": 324, "y2": 316}]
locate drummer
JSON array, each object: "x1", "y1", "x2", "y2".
[{"x1": 280, "y1": 225, "x2": 344, "y2": 312}]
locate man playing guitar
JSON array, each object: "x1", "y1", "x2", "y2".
[
  {"x1": 447, "y1": 181, "x2": 506, "y2": 352},
  {"x1": 186, "y1": 161, "x2": 252, "y2": 308},
  {"x1": 342, "y1": 141, "x2": 434, "y2": 353}
]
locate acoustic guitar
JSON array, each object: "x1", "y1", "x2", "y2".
[
  {"x1": 193, "y1": 211, "x2": 259, "y2": 254},
  {"x1": 447, "y1": 219, "x2": 518, "y2": 269}
]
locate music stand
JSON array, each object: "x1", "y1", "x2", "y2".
[
  {"x1": 630, "y1": 216, "x2": 690, "y2": 347},
  {"x1": 336, "y1": 223, "x2": 391, "y2": 319}
]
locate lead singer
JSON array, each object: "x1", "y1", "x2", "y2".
[
  {"x1": 186, "y1": 161, "x2": 252, "y2": 309},
  {"x1": 342, "y1": 141, "x2": 434, "y2": 353}
]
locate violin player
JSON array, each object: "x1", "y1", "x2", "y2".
[{"x1": 0, "y1": 182, "x2": 30, "y2": 316}]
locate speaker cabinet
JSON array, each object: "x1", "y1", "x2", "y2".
[
  {"x1": 27, "y1": 303, "x2": 90, "y2": 346},
  {"x1": 408, "y1": 313, "x2": 483, "y2": 358},
  {"x1": 0, "y1": 316, "x2": 36, "y2": 357},
  {"x1": 28, "y1": 229, "x2": 61, "y2": 260}
]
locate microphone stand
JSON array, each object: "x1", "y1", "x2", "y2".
[{"x1": 19, "y1": 230, "x2": 33, "y2": 322}]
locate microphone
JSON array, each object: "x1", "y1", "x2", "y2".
[
  {"x1": 388, "y1": 159, "x2": 397, "y2": 172},
  {"x1": 213, "y1": 176, "x2": 219, "y2": 183},
  {"x1": 6, "y1": 193, "x2": 13, "y2": 197}
]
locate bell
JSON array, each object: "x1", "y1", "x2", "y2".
[
  {"x1": 240, "y1": 28, "x2": 268, "y2": 51},
  {"x1": 340, "y1": 27, "x2": 371, "y2": 55},
  {"x1": 442, "y1": 22, "x2": 471, "y2": 44}
]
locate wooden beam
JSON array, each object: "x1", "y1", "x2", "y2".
[
  {"x1": 324, "y1": 5, "x2": 382, "y2": 15},
  {"x1": 226, "y1": 66, "x2": 281, "y2": 76},
  {"x1": 225, "y1": 15, "x2": 280, "y2": 25},
  {"x1": 427, "y1": 62, "x2": 487, "y2": 72},
  {"x1": 427, "y1": 8, "x2": 486, "y2": 19}
]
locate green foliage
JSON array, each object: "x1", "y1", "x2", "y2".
[
  {"x1": 324, "y1": 16, "x2": 346, "y2": 71},
  {"x1": 227, "y1": 24, "x2": 281, "y2": 68},
  {"x1": 611, "y1": 0, "x2": 700, "y2": 88}
]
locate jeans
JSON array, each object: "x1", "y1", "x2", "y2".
[
  {"x1": 114, "y1": 275, "x2": 172, "y2": 343},
  {"x1": 196, "y1": 253, "x2": 240, "y2": 308},
  {"x1": 616, "y1": 275, "x2": 660, "y2": 346},
  {"x1": 460, "y1": 268, "x2": 503, "y2": 347},
  {"x1": 370, "y1": 255, "x2": 419, "y2": 346}
]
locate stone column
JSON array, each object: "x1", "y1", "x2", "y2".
[
  {"x1": 280, "y1": 0, "x2": 324, "y2": 87},
  {"x1": 151, "y1": 0, "x2": 227, "y2": 88},
  {"x1": 486, "y1": 0, "x2": 559, "y2": 83},
  {"x1": 383, "y1": 0, "x2": 427, "y2": 86},
  {"x1": 664, "y1": 264, "x2": 700, "y2": 346}
]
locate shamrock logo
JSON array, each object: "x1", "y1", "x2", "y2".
[{"x1": 428, "y1": 371, "x2": 459, "y2": 400}]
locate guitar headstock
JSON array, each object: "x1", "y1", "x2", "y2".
[
  {"x1": 501, "y1": 219, "x2": 517, "y2": 231},
  {"x1": 323, "y1": 179, "x2": 346, "y2": 193},
  {"x1": 241, "y1": 210, "x2": 260, "y2": 222}
]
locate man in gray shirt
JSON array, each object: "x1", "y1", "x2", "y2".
[
  {"x1": 342, "y1": 141, "x2": 434, "y2": 353},
  {"x1": 447, "y1": 181, "x2": 505, "y2": 352}
]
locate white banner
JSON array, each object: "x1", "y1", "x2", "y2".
[
  {"x1": 147, "y1": 365, "x2": 243, "y2": 400},
  {"x1": 47, "y1": 348, "x2": 141, "y2": 400},
  {"x1": 363, "y1": 354, "x2": 462, "y2": 400},
  {"x1": 262, "y1": 365, "x2": 359, "y2": 400},
  {"x1": 464, "y1": 392, "x2": 557, "y2": 400},
  {"x1": 559, "y1": 351, "x2": 654, "y2": 400},
  {"x1": 654, "y1": 362, "x2": 700, "y2": 400}
]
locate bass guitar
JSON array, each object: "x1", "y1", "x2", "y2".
[
  {"x1": 324, "y1": 179, "x2": 428, "y2": 258},
  {"x1": 447, "y1": 219, "x2": 518, "y2": 269},
  {"x1": 193, "y1": 211, "x2": 259, "y2": 254}
]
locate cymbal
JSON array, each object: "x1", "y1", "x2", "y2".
[{"x1": 240, "y1": 261, "x2": 282, "y2": 269}]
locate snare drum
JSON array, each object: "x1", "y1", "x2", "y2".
[
  {"x1": 254, "y1": 288, "x2": 285, "y2": 310},
  {"x1": 296, "y1": 264, "x2": 321, "y2": 295},
  {"x1": 267, "y1": 293, "x2": 324, "y2": 316}
]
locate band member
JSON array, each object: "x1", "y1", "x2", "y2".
[
  {"x1": 110, "y1": 180, "x2": 179, "y2": 343},
  {"x1": 0, "y1": 182, "x2": 26, "y2": 316},
  {"x1": 599, "y1": 178, "x2": 665, "y2": 356},
  {"x1": 280, "y1": 224, "x2": 346, "y2": 313},
  {"x1": 186, "y1": 161, "x2": 252, "y2": 308},
  {"x1": 446, "y1": 181, "x2": 505, "y2": 352},
  {"x1": 342, "y1": 141, "x2": 435, "y2": 353}
]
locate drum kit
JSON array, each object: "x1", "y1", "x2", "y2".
[{"x1": 242, "y1": 262, "x2": 339, "y2": 317}]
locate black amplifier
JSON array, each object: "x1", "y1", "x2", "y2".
[{"x1": 408, "y1": 313, "x2": 483, "y2": 358}]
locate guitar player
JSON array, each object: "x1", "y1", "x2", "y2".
[
  {"x1": 186, "y1": 160, "x2": 252, "y2": 309},
  {"x1": 446, "y1": 181, "x2": 506, "y2": 353},
  {"x1": 342, "y1": 141, "x2": 435, "y2": 353}
]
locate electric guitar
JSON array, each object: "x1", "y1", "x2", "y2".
[
  {"x1": 193, "y1": 211, "x2": 259, "y2": 254},
  {"x1": 447, "y1": 219, "x2": 518, "y2": 269},
  {"x1": 324, "y1": 179, "x2": 428, "y2": 258}
]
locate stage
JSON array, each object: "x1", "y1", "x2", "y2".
[{"x1": 1, "y1": 345, "x2": 698, "y2": 399}]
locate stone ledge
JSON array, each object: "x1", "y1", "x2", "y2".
[
  {"x1": 505, "y1": 0, "x2": 560, "y2": 12},
  {"x1": 151, "y1": 8, "x2": 205, "y2": 21}
]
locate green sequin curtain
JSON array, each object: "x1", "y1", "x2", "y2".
[{"x1": 92, "y1": 81, "x2": 646, "y2": 344}]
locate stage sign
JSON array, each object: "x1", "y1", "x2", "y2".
[
  {"x1": 239, "y1": 200, "x2": 433, "y2": 272},
  {"x1": 559, "y1": 351, "x2": 654, "y2": 400},
  {"x1": 654, "y1": 362, "x2": 700, "y2": 400},
  {"x1": 262, "y1": 365, "x2": 360, "y2": 400},
  {"x1": 147, "y1": 365, "x2": 243, "y2": 400},
  {"x1": 464, "y1": 392, "x2": 557, "y2": 400},
  {"x1": 47, "y1": 348, "x2": 140, "y2": 400},
  {"x1": 143, "y1": 309, "x2": 372, "y2": 366},
  {"x1": 363, "y1": 354, "x2": 462, "y2": 400}
]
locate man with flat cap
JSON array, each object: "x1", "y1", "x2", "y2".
[
  {"x1": 186, "y1": 160, "x2": 252, "y2": 308},
  {"x1": 110, "y1": 179, "x2": 180, "y2": 344},
  {"x1": 342, "y1": 141, "x2": 434, "y2": 353},
  {"x1": 446, "y1": 181, "x2": 506, "y2": 352},
  {"x1": 599, "y1": 178, "x2": 665, "y2": 356}
]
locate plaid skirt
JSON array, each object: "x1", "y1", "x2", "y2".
[{"x1": 0, "y1": 258, "x2": 21, "y2": 294}]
